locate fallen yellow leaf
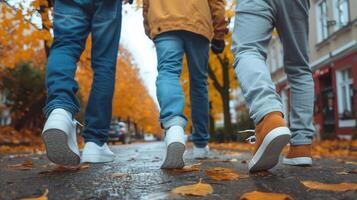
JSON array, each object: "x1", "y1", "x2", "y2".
[
  {"x1": 8, "y1": 160, "x2": 33, "y2": 170},
  {"x1": 301, "y1": 181, "x2": 357, "y2": 192},
  {"x1": 240, "y1": 191, "x2": 293, "y2": 200},
  {"x1": 336, "y1": 172, "x2": 349, "y2": 175},
  {"x1": 112, "y1": 173, "x2": 131, "y2": 178},
  {"x1": 251, "y1": 170, "x2": 272, "y2": 177},
  {"x1": 205, "y1": 167, "x2": 239, "y2": 181},
  {"x1": 39, "y1": 165, "x2": 89, "y2": 175},
  {"x1": 21, "y1": 189, "x2": 48, "y2": 200},
  {"x1": 344, "y1": 161, "x2": 357, "y2": 166},
  {"x1": 173, "y1": 163, "x2": 201, "y2": 173},
  {"x1": 172, "y1": 180, "x2": 213, "y2": 196}
]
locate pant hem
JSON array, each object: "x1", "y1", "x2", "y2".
[
  {"x1": 161, "y1": 116, "x2": 187, "y2": 130},
  {"x1": 44, "y1": 102, "x2": 79, "y2": 119}
]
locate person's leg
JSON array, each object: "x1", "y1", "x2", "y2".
[
  {"x1": 232, "y1": 0, "x2": 282, "y2": 123},
  {"x1": 232, "y1": 0, "x2": 290, "y2": 172},
  {"x1": 81, "y1": 0, "x2": 123, "y2": 163},
  {"x1": 154, "y1": 32, "x2": 186, "y2": 169},
  {"x1": 44, "y1": 0, "x2": 91, "y2": 117},
  {"x1": 276, "y1": 0, "x2": 315, "y2": 166},
  {"x1": 182, "y1": 32, "x2": 210, "y2": 152},
  {"x1": 155, "y1": 32, "x2": 187, "y2": 130},
  {"x1": 42, "y1": 0, "x2": 91, "y2": 166}
]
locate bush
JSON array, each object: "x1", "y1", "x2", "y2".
[{"x1": 0, "y1": 62, "x2": 46, "y2": 130}]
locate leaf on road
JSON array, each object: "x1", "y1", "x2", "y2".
[
  {"x1": 224, "y1": 151, "x2": 242, "y2": 156},
  {"x1": 21, "y1": 189, "x2": 48, "y2": 200},
  {"x1": 301, "y1": 181, "x2": 357, "y2": 192},
  {"x1": 173, "y1": 163, "x2": 201, "y2": 173},
  {"x1": 251, "y1": 170, "x2": 272, "y2": 177},
  {"x1": 8, "y1": 160, "x2": 33, "y2": 170},
  {"x1": 172, "y1": 180, "x2": 213, "y2": 197},
  {"x1": 240, "y1": 191, "x2": 293, "y2": 200},
  {"x1": 336, "y1": 171, "x2": 349, "y2": 175},
  {"x1": 344, "y1": 161, "x2": 357, "y2": 166},
  {"x1": 205, "y1": 167, "x2": 239, "y2": 181},
  {"x1": 112, "y1": 172, "x2": 131, "y2": 179},
  {"x1": 335, "y1": 170, "x2": 357, "y2": 175},
  {"x1": 39, "y1": 165, "x2": 89, "y2": 175}
]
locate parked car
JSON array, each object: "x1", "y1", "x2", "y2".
[
  {"x1": 144, "y1": 133, "x2": 156, "y2": 142},
  {"x1": 108, "y1": 122, "x2": 130, "y2": 144}
]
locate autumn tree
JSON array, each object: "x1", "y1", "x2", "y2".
[
  {"x1": 181, "y1": 3, "x2": 238, "y2": 142},
  {"x1": 0, "y1": 0, "x2": 161, "y2": 135}
]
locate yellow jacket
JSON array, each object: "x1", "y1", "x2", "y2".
[{"x1": 143, "y1": 0, "x2": 226, "y2": 41}]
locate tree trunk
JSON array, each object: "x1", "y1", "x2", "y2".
[
  {"x1": 208, "y1": 101, "x2": 215, "y2": 136},
  {"x1": 221, "y1": 56, "x2": 232, "y2": 141},
  {"x1": 208, "y1": 55, "x2": 233, "y2": 142}
]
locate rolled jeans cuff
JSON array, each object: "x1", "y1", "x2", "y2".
[
  {"x1": 44, "y1": 101, "x2": 79, "y2": 119},
  {"x1": 161, "y1": 116, "x2": 187, "y2": 130},
  {"x1": 290, "y1": 135, "x2": 313, "y2": 146}
]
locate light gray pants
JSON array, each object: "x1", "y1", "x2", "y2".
[{"x1": 232, "y1": 0, "x2": 315, "y2": 145}]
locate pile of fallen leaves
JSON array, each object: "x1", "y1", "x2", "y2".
[
  {"x1": 0, "y1": 126, "x2": 85, "y2": 154},
  {"x1": 169, "y1": 165, "x2": 357, "y2": 199},
  {"x1": 210, "y1": 139, "x2": 357, "y2": 158},
  {"x1": 0, "y1": 126, "x2": 44, "y2": 153}
]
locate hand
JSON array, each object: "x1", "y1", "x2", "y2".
[{"x1": 211, "y1": 39, "x2": 225, "y2": 54}]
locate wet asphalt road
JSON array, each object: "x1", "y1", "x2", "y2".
[{"x1": 0, "y1": 142, "x2": 357, "y2": 200}]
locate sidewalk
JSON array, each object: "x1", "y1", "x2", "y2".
[{"x1": 0, "y1": 142, "x2": 356, "y2": 200}]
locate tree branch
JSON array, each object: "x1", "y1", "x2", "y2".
[{"x1": 208, "y1": 63, "x2": 223, "y2": 95}]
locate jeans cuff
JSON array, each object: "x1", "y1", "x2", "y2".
[
  {"x1": 161, "y1": 116, "x2": 187, "y2": 130},
  {"x1": 290, "y1": 138, "x2": 313, "y2": 146},
  {"x1": 44, "y1": 101, "x2": 79, "y2": 118}
]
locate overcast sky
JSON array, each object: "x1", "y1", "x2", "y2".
[{"x1": 121, "y1": 5, "x2": 158, "y2": 101}]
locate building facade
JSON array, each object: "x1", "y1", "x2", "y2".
[{"x1": 266, "y1": 0, "x2": 357, "y2": 138}]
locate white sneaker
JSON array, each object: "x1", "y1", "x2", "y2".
[
  {"x1": 161, "y1": 126, "x2": 186, "y2": 169},
  {"x1": 42, "y1": 108, "x2": 80, "y2": 166},
  {"x1": 81, "y1": 142, "x2": 116, "y2": 163},
  {"x1": 192, "y1": 145, "x2": 209, "y2": 159}
]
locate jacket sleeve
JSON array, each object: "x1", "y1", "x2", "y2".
[
  {"x1": 208, "y1": 0, "x2": 226, "y2": 40},
  {"x1": 143, "y1": 0, "x2": 150, "y2": 38}
]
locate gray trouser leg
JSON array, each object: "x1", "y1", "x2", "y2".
[
  {"x1": 232, "y1": 0, "x2": 315, "y2": 144},
  {"x1": 276, "y1": 0, "x2": 315, "y2": 145},
  {"x1": 232, "y1": 0, "x2": 283, "y2": 124}
]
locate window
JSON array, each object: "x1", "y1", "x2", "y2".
[
  {"x1": 336, "y1": 67, "x2": 355, "y2": 127},
  {"x1": 333, "y1": 0, "x2": 349, "y2": 30},
  {"x1": 316, "y1": 0, "x2": 328, "y2": 42}
]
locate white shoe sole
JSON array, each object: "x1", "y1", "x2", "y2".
[
  {"x1": 42, "y1": 129, "x2": 80, "y2": 166},
  {"x1": 249, "y1": 127, "x2": 291, "y2": 172},
  {"x1": 161, "y1": 142, "x2": 185, "y2": 169},
  {"x1": 81, "y1": 154, "x2": 115, "y2": 163},
  {"x1": 283, "y1": 157, "x2": 312, "y2": 166}
]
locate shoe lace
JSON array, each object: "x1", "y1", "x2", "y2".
[
  {"x1": 237, "y1": 129, "x2": 256, "y2": 144},
  {"x1": 74, "y1": 119, "x2": 84, "y2": 128}
]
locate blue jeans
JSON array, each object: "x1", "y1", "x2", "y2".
[
  {"x1": 44, "y1": 0, "x2": 122, "y2": 146},
  {"x1": 154, "y1": 31, "x2": 210, "y2": 148}
]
